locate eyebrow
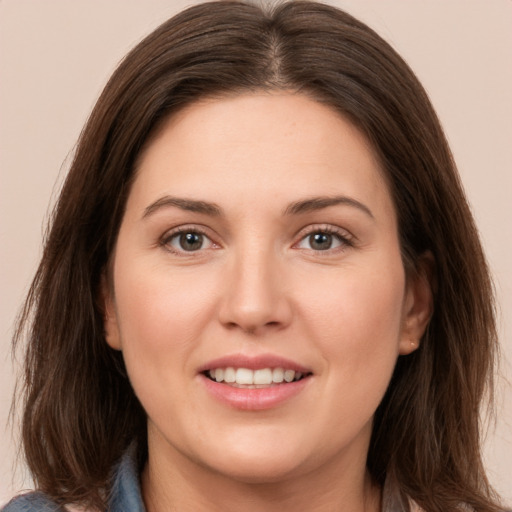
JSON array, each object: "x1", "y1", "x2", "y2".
[
  {"x1": 143, "y1": 196, "x2": 223, "y2": 218},
  {"x1": 142, "y1": 194, "x2": 374, "y2": 220},
  {"x1": 284, "y1": 196, "x2": 374, "y2": 218}
]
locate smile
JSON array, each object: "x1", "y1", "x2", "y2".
[
  {"x1": 198, "y1": 355, "x2": 313, "y2": 409},
  {"x1": 205, "y1": 367, "x2": 308, "y2": 387}
]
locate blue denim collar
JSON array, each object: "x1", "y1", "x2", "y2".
[{"x1": 108, "y1": 443, "x2": 146, "y2": 512}]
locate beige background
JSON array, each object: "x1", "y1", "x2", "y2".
[{"x1": 1, "y1": 0, "x2": 511, "y2": 506}]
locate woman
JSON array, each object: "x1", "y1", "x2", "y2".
[{"x1": 3, "y1": 1, "x2": 505, "y2": 511}]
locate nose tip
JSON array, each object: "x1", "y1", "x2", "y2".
[
  {"x1": 218, "y1": 256, "x2": 292, "y2": 335},
  {"x1": 222, "y1": 303, "x2": 286, "y2": 335}
]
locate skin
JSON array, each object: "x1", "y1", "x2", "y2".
[{"x1": 103, "y1": 92, "x2": 432, "y2": 512}]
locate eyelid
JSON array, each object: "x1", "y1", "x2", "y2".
[
  {"x1": 293, "y1": 224, "x2": 355, "y2": 252},
  {"x1": 159, "y1": 224, "x2": 220, "y2": 255},
  {"x1": 158, "y1": 223, "x2": 354, "y2": 256}
]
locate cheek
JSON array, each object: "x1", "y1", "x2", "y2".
[
  {"x1": 300, "y1": 264, "x2": 406, "y2": 439},
  {"x1": 115, "y1": 260, "x2": 216, "y2": 348},
  {"x1": 111, "y1": 262, "x2": 222, "y2": 431},
  {"x1": 300, "y1": 260, "x2": 405, "y2": 387},
  {"x1": 111, "y1": 257, "x2": 221, "y2": 412}
]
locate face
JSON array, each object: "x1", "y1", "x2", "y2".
[{"x1": 104, "y1": 93, "x2": 431, "y2": 485}]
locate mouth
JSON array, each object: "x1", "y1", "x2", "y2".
[
  {"x1": 203, "y1": 367, "x2": 311, "y2": 388},
  {"x1": 198, "y1": 355, "x2": 313, "y2": 409}
]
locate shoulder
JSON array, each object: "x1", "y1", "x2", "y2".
[
  {"x1": 1, "y1": 492, "x2": 68, "y2": 512},
  {"x1": 2, "y1": 444, "x2": 143, "y2": 512}
]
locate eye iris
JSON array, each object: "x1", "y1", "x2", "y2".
[
  {"x1": 310, "y1": 232, "x2": 332, "y2": 250},
  {"x1": 179, "y1": 232, "x2": 203, "y2": 251}
]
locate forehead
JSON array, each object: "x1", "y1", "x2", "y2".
[{"x1": 130, "y1": 92, "x2": 395, "y2": 222}]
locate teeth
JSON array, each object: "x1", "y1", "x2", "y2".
[
  {"x1": 224, "y1": 367, "x2": 236, "y2": 383},
  {"x1": 235, "y1": 368, "x2": 253, "y2": 385},
  {"x1": 284, "y1": 369, "x2": 295, "y2": 383},
  {"x1": 254, "y1": 368, "x2": 272, "y2": 385},
  {"x1": 272, "y1": 367, "x2": 284, "y2": 383},
  {"x1": 206, "y1": 367, "x2": 306, "y2": 385}
]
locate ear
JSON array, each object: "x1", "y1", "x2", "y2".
[
  {"x1": 399, "y1": 252, "x2": 435, "y2": 355},
  {"x1": 100, "y1": 273, "x2": 122, "y2": 351}
]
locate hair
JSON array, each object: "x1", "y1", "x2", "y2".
[{"x1": 13, "y1": 1, "x2": 502, "y2": 511}]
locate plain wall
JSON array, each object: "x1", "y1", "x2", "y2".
[{"x1": 1, "y1": 0, "x2": 511, "y2": 506}]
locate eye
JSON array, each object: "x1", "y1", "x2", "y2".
[
  {"x1": 296, "y1": 228, "x2": 351, "y2": 252},
  {"x1": 162, "y1": 229, "x2": 215, "y2": 253}
]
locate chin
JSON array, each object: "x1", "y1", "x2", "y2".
[
  {"x1": 208, "y1": 454, "x2": 308, "y2": 485},
  {"x1": 149, "y1": 418, "x2": 315, "y2": 484}
]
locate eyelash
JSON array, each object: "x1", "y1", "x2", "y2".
[
  {"x1": 160, "y1": 226, "x2": 216, "y2": 256},
  {"x1": 294, "y1": 225, "x2": 354, "y2": 253},
  {"x1": 159, "y1": 224, "x2": 354, "y2": 256}
]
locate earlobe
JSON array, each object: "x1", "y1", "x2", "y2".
[
  {"x1": 101, "y1": 273, "x2": 122, "y2": 351},
  {"x1": 400, "y1": 338, "x2": 420, "y2": 356},
  {"x1": 399, "y1": 252, "x2": 435, "y2": 355}
]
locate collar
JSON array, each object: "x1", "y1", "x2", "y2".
[{"x1": 108, "y1": 443, "x2": 146, "y2": 512}]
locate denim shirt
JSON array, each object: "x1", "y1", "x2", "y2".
[
  {"x1": 2, "y1": 445, "x2": 419, "y2": 512},
  {"x1": 1, "y1": 445, "x2": 145, "y2": 512}
]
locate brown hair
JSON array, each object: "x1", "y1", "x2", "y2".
[{"x1": 13, "y1": 1, "x2": 502, "y2": 510}]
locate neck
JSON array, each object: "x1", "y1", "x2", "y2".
[{"x1": 142, "y1": 430, "x2": 381, "y2": 512}]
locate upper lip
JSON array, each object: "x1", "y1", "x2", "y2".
[{"x1": 197, "y1": 354, "x2": 312, "y2": 374}]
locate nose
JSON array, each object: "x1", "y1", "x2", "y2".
[{"x1": 218, "y1": 244, "x2": 293, "y2": 335}]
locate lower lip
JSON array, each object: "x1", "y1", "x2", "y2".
[{"x1": 199, "y1": 374, "x2": 310, "y2": 410}]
